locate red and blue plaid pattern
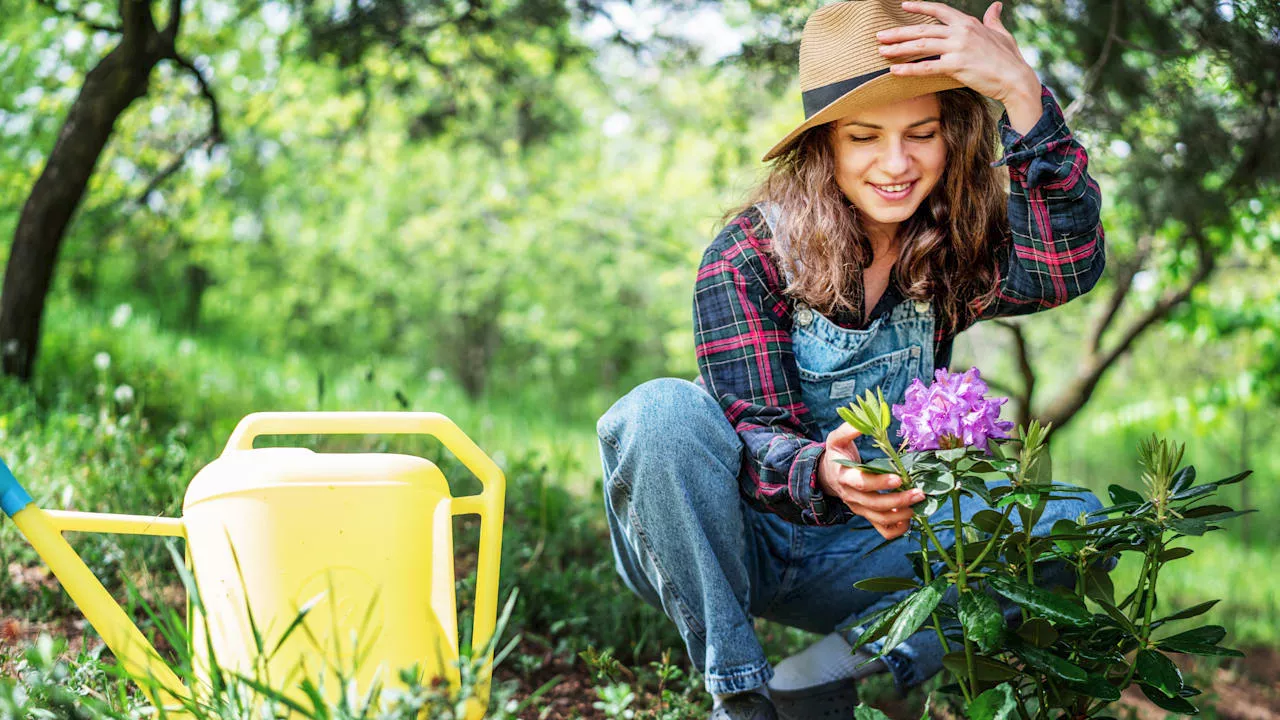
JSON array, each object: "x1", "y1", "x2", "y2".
[{"x1": 693, "y1": 86, "x2": 1105, "y2": 526}]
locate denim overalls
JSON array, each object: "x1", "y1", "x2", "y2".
[{"x1": 596, "y1": 204, "x2": 1102, "y2": 696}]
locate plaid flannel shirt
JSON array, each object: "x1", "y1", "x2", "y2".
[{"x1": 693, "y1": 86, "x2": 1105, "y2": 526}]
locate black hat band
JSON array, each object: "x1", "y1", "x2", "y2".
[{"x1": 800, "y1": 55, "x2": 941, "y2": 118}]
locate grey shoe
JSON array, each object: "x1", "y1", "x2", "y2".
[
  {"x1": 710, "y1": 692, "x2": 779, "y2": 720},
  {"x1": 772, "y1": 679, "x2": 859, "y2": 720}
]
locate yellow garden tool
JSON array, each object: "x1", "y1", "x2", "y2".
[{"x1": 0, "y1": 412, "x2": 505, "y2": 719}]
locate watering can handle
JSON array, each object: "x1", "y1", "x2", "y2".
[{"x1": 222, "y1": 411, "x2": 506, "y2": 689}]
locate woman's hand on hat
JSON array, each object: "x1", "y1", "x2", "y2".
[
  {"x1": 818, "y1": 423, "x2": 924, "y2": 540},
  {"x1": 877, "y1": 1, "x2": 1044, "y2": 133}
]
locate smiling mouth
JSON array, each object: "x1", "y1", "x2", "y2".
[{"x1": 870, "y1": 180, "x2": 917, "y2": 199}]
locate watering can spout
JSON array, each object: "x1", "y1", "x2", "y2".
[{"x1": 0, "y1": 459, "x2": 189, "y2": 712}]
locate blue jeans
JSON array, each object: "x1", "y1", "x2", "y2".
[{"x1": 597, "y1": 378, "x2": 1104, "y2": 695}]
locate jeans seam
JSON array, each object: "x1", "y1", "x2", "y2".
[
  {"x1": 704, "y1": 659, "x2": 773, "y2": 694},
  {"x1": 626, "y1": 504, "x2": 708, "y2": 641},
  {"x1": 599, "y1": 426, "x2": 621, "y2": 452}
]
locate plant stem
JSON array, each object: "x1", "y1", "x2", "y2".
[
  {"x1": 917, "y1": 530, "x2": 965, "y2": 703},
  {"x1": 919, "y1": 519, "x2": 959, "y2": 574},
  {"x1": 951, "y1": 491, "x2": 979, "y2": 699},
  {"x1": 1116, "y1": 540, "x2": 1162, "y2": 694},
  {"x1": 968, "y1": 502, "x2": 1015, "y2": 568}
]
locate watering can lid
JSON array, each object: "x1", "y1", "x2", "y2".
[{"x1": 184, "y1": 448, "x2": 448, "y2": 509}]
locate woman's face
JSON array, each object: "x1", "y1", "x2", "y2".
[{"x1": 830, "y1": 93, "x2": 947, "y2": 239}]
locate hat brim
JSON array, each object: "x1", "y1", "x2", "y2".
[{"x1": 761, "y1": 73, "x2": 965, "y2": 162}]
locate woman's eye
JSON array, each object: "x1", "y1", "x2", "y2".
[
  {"x1": 847, "y1": 135, "x2": 874, "y2": 143},
  {"x1": 909, "y1": 133, "x2": 937, "y2": 141}
]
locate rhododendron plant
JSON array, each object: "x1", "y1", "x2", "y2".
[{"x1": 835, "y1": 368, "x2": 1251, "y2": 720}]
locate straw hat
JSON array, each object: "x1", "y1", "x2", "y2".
[{"x1": 762, "y1": 0, "x2": 965, "y2": 161}]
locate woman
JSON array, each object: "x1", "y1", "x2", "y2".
[{"x1": 596, "y1": 2, "x2": 1106, "y2": 719}]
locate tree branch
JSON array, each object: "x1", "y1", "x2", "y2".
[
  {"x1": 994, "y1": 319, "x2": 1035, "y2": 428},
  {"x1": 168, "y1": 52, "x2": 224, "y2": 144},
  {"x1": 132, "y1": 51, "x2": 224, "y2": 206},
  {"x1": 35, "y1": 0, "x2": 121, "y2": 34},
  {"x1": 1063, "y1": 0, "x2": 1119, "y2": 124},
  {"x1": 1094, "y1": 234, "x2": 1215, "y2": 375},
  {"x1": 134, "y1": 132, "x2": 208, "y2": 205},
  {"x1": 164, "y1": 0, "x2": 184, "y2": 41},
  {"x1": 119, "y1": 0, "x2": 157, "y2": 42},
  {"x1": 1087, "y1": 234, "x2": 1153, "y2": 355},
  {"x1": 1040, "y1": 232, "x2": 1217, "y2": 432}
]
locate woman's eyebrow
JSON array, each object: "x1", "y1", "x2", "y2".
[{"x1": 841, "y1": 116, "x2": 942, "y2": 129}]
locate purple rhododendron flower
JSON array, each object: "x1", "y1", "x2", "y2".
[{"x1": 892, "y1": 367, "x2": 1015, "y2": 452}]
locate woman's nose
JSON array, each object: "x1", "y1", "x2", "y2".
[{"x1": 879, "y1": 139, "x2": 911, "y2": 176}]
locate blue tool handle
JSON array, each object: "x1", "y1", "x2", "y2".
[{"x1": 0, "y1": 457, "x2": 34, "y2": 517}]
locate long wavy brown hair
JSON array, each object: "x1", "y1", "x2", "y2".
[{"x1": 727, "y1": 88, "x2": 1009, "y2": 334}]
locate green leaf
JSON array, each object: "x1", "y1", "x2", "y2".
[
  {"x1": 1158, "y1": 547, "x2": 1194, "y2": 562},
  {"x1": 968, "y1": 683, "x2": 1017, "y2": 720},
  {"x1": 1068, "y1": 674, "x2": 1122, "y2": 702},
  {"x1": 1107, "y1": 484, "x2": 1143, "y2": 506},
  {"x1": 937, "y1": 447, "x2": 968, "y2": 462},
  {"x1": 1025, "y1": 444, "x2": 1052, "y2": 486},
  {"x1": 854, "y1": 577, "x2": 921, "y2": 593},
  {"x1": 1158, "y1": 643, "x2": 1245, "y2": 658},
  {"x1": 849, "y1": 457, "x2": 897, "y2": 474},
  {"x1": 1015, "y1": 618, "x2": 1059, "y2": 648},
  {"x1": 995, "y1": 489, "x2": 1042, "y2": 510},
  {"x1": 970, "y1": 509, "x2": 1009, "y2": 535},
  {"x1": 1167, "y1": 518, "x2": 1209, "y2": 536},
  {"x1": 958, "y1": 476, "x2": 992, "y2": 503},
  {"x1": 880, "y1": 578, "x2": 947, "y2": 654},
  {"x1": 1170, "y1": 485, "x2": 1216, "y2": 503},
  {"x1": 985, "y1": 574, "x2": 1092, "y2": 628},
  {"x1": 851, "y1": 603, "x2": 906, "y2": 651},
  {"x1": 1084, "y1": 565, "x2": 1116, "y2": 606},
  {"x1": 1009, "y1": 639, "x2": 1088, "y2": 683},
  {"x1": 1158, "y1": 625, "x2": 1226, "y2": 649},
  {"x1": 853, "y1": 705, "x2": 892, "y2": 720},
  {"x1": 1138, "y1": 683, "x2": 1198, "y2": 715},
  {"x1": 958, "y1": 591, "x2": 1004, "y2": 653},
  {"x1": 941, "y1": 652, "x2": 1021, "y2": 682},
  {"x1": 1170, "y1": 465, "x2": 1196, "y2": 493},
  {"x1": 1156, "y1": 599, "x2": 1219, "y2": 623},
  {"x1": 1210, "y1": 470, "x2": 1250, "y2": 487},
  {"x1": 1051, "y1": 518, "x2": 1086, "y2": 553},
  {"x1": 1136, "y1": 649, "x2": 1182, "y2": 697}
]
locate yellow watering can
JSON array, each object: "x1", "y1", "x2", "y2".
[{"x1": 0, "y1": 412, "x2": 505, "y2": 718}]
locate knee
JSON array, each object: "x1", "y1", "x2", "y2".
[
  {"x1": 597, "y1": 378, "x2": 734, "y2": 453},
  {"x1": 597, "y1": 378, "x2": 741, "y2": 499}
]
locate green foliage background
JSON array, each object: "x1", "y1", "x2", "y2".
[{"x1": 0, "y1": 0, "x2": 1277, "y2": 715}]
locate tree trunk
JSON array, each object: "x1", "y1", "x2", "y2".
[{"x1": 0, "y1": 15, "x2": 165, "y2": 380}]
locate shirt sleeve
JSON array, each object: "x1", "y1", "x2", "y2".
[
  {"x1": 693, "y1": 211, "x2": 853, "y2": 526},
  {"x1": 977, "y1": 85, "x2": 1106, "y2": 322}
]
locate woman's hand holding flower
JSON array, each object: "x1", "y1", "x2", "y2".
[
  {"x1": 877, "y1": 1, "x2": 1044, "y2": 134},
  {"x1": 818, "y1": 423, "x2": 925, "y2": 540}
]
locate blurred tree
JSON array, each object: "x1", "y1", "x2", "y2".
[
  {"x1": 0, "y1": 0, "x2": 689, "y2": 381},
  {"x1": 0, "y1": 0, "x2": 214, "y2": 380},
  {"x1": 736, "y1": 0, "x2": 1280, "y2": 434}
]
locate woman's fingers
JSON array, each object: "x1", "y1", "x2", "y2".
[
  {"x1": 878, "y1": 37, "x2": 953, "y2": 57},
  {"x1": 855, "y1": 488, "x2": 924, "y2": 513},
  {"x1": 873, "y1": 520, "x2": 910, "y2": 540},
  {"x1": 875, "y1": 24, "x2": 949, "y2": 43},
  {"x1": 840, "y1": 470, "x2": 903, "y2": 493},
  {"x1": 859, "y1": 505, "x2": 917, "y2": 527},
  {"x1": 900, "y1": 1, "x2": 972, "y2": 25},
  {"x1": 982, "y1": 1, "x2": 1008, "y2": 33},
  {"x1": 889, "y1": 59, "x2": 952, "y2": 77}
]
